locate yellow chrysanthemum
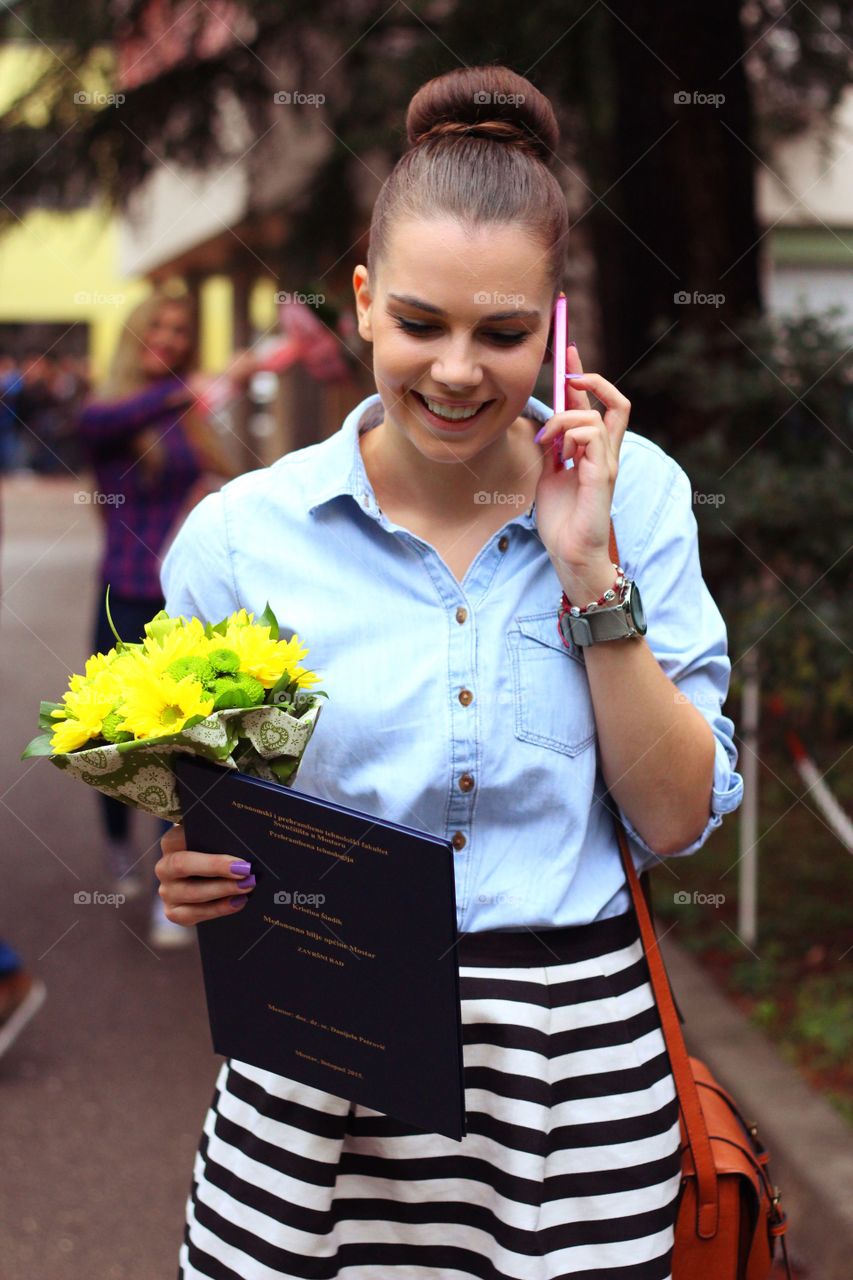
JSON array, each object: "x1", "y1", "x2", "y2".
[
  {"x1": 139, "y1": 616, "x2": 211, "y2": 677},
  {"x1": 68, "y1": 650, "x2": 120, "y2": 693},
  {"x1": 290, "y1": 665, "x2": 322, "y2": 689},
  {"x1": 50, "y1": 682, "x2": 118, "y2": 752},
  {"x1": 219, "y1": 616, "x2": 305, "y2": 689},
  {"x1": 50, "y1": 717, "x2": 97, "y2": 753},
  {"x1": 116, "y1": 670, "x2": 214, "y2": 740}
]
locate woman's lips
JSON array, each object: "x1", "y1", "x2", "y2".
[{"x1": 411, "y1": 390, "x2": 494, "y2": 431}]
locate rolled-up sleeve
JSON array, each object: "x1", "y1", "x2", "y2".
[
  {"x1": 159, "y1": 488, "x2": 241, "y2": 625},
  {"x1": 613, "y1": 456, "x2": 744, "y2": 863}
]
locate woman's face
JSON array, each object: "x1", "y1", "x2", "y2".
[
  {"x1": 140, "y1": 303, "x2": 194, "y2": 378},
  {"x1": 353, "y1": 217, "x2": 554, "y2": 461}
]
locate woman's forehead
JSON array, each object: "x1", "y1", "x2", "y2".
[{"x1": 383, "y1": 217, "x2": 550, "y2": 290}]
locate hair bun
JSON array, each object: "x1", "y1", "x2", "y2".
[{"x1": 406, "y1": 65, "x2": 558, "y2": 166}]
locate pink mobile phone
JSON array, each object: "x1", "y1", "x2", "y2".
[
  {"x1": 549, "y1": 292, "x2": 568, "y2": 468},
  {"x1": 552, "y1": 291, "x2": 568, "y2": 415}
]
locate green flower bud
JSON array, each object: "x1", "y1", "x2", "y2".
[
  {"x1": 207, "y1": 647, "x2": 240, "y2": 675},
  {"x1": 166, "y1": 656, "x2": 215, "y2": 688},
  {"x1": 101, "y1": 708, "x2": 133, "y2": 744}
]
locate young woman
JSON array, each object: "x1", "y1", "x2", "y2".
[
  {"x1": 156, "y1": 65, "x2": 743, "y2": 1279},
  {"x1": 78, "y1": 290, "x2": 243, "y2": 946}
]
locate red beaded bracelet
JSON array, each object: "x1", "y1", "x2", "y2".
[{"x1": 559, "y1": 564, "x2": 626, "y2": 618}]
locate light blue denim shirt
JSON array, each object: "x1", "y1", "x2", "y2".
[{"x1": 161, "y1": 392, "x2": 743, "y2": 933}]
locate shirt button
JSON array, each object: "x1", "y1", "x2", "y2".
[
  {"x1": 455, "y1": 606, "x2": 468, "y2": 624},
  {"x1": 458, "y1": 773, "x2": 475, "y2": 792},
  {"x1": 458, "y1": 688, "x2": 473, "y2": 706},
  {"x1": 498, "y1": 535, "x2": 509, "y2": 552},
  {"x1": 451, "y1": 831, "x2": 467, "y2": 851}
]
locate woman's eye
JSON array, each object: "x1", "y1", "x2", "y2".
[{"x1": 392, "y1": 317, "x2": 528, "y2": 345}]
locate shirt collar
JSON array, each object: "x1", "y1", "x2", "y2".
[{"x1": 306, "y1": 392, "x2": 553, "y2": 524}]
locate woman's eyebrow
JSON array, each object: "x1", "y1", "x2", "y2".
[{"x1": 387, "y1": 292, "x2": 540, "y2": 322}]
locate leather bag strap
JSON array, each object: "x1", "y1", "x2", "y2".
[{"x1": 606, "y1": 521, "x2": 720, "y2": 1237}]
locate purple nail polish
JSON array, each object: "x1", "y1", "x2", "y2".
[
  {"x1": 235, "y1": 875, "x2": 256, "y2": 889},
  {"x1": 565, "y1": 373, "x2": 586, "y2": 379},
  {"x1": 230, "y1": 861, "x2": 251, "y2": 877},
  {"x1": 568, "y1": 340, "x2": 578, "y2": 349},
  {"x1": 229, "y1": 896, "x2": 248, "y2": 909},
  {"x1": 534, "y1": 425, "x2": 547, "y2": 444}
]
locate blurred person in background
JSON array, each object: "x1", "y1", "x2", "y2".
[
  {"x1": 77, "y1": 289, "x2": 252, "y2": 948},
  {"x1": 0, "y1": 939, "x2": 46, "y2": 1063},
  {"x1": 0, "y1": 353, "x2": 24, "y2": 473},
  {"x1": 16, "y1": 352, "x2": 64, "y2": 474}
]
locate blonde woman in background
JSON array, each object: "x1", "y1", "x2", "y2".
[{"x1": 77, "y1": 289, "x2": 252, "y2": 948}]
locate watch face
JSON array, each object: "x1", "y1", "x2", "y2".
[{"x1": 629, "y1": 582, "x2": 647, "y2": 634}]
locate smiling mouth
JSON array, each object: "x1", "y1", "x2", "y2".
[{"x1": 411, "y1": 390, "x2": 495, "y2": 426}]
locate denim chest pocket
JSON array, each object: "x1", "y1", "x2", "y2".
[{"x1": 507, "y1": 611, "x2": 597, "y2": 757}]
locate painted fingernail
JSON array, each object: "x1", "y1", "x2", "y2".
[
  {"x1": 568, "y1": 340, "x2": 578, "y2": 349},
  {"x1": 235, "y1": 875, "x2": 256, "y2": 890},
  {"x1": 534, "y1": 425, "x2": 547, "y2": 443},
  {"x1": 229, "y1": 896, "x2": 248, "y2": 909},
  {"x1": 566, "y1": 373, "x2": 587, "y2": 379},
  {"x1": 230, "y1": 861, "x2": 251, "y2": 877}
]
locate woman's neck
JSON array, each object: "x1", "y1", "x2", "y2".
[{"x1": 358, "y1": 413, "x2": 541, "y2": 524}]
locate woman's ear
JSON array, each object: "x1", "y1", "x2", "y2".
[{"x1": 353, "y1": 266, "x2": 374, "y2": 343}]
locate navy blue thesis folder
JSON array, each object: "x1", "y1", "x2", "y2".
[{"x1": 174, "y1": 755, "x2": 466, "y2": 1140}]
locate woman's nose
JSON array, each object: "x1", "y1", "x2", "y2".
[{"x1": 431, "y1": 350, "x2": 482, "y2": 391}]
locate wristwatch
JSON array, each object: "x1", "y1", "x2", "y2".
[{"x1": 558, "y1": 577, "x2": 647, "y2": 647}]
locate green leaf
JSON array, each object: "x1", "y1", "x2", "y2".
[
  {"x1": 21, "y1": 732, "x2": 56, "y2": 759},
  {"x1": 258, "y1": 600, "x2": 279, "y2": 639},
  {"x1": 38, "y1": 700, "x2": 64, "y2": 732}
]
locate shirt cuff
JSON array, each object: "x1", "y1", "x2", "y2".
[{"x1": 614, "y1": 734, "x2": 744, "y2": 862}]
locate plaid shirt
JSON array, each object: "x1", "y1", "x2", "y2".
[{"x1": 77, "y1": 375, "x2": 203, "y2": 601}]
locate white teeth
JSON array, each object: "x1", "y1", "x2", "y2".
[{"x1": 421, "y1": 395, "x2": 483, "y2": 421}]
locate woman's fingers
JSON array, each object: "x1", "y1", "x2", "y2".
[{"x1": 155, "y1": 830, "x2": 257, "y2": 927}]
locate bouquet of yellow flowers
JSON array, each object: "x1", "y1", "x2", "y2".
[{"x1": 21, "y1": 595, "x2": 327, "y2": 822}]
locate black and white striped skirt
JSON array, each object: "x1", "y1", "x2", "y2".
[{"x1": 179, "y1": 907, "x2": 682, "y2": 1279}]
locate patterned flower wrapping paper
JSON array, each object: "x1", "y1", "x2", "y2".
[{"x1": 49, "y1": 698, "x2": 323, "y2": 823}]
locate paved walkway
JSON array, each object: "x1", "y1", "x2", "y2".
[{"x1": 1, "y1": 472, "x2": 839, "y2": 1278}]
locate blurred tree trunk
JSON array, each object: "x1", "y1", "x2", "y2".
[{"x1": 589, "y1": 0, "x2": 763, "y2": 434}]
